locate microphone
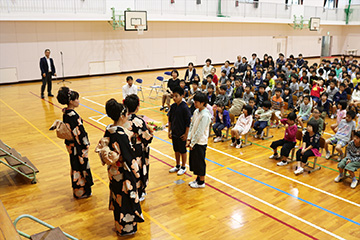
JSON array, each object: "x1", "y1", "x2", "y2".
[{"x1": 60, "y1": 51, "x2": 63, "y2": 54}]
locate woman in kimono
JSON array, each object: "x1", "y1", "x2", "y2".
[
  {"x1": 56, "y1": 87, "x2": 93, "y2": 199},
  {"x1": 124, "y1": 94, "x2": 153, "y2": 201},
  {"x1": 95, "y1": 98, "x2": 144, "y2": 236}
]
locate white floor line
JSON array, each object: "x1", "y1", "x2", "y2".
[
  {"x1": 206, "y1": 145, "x2": 360, "y2": 208},
  {"x1": 82, "y1": 87, "x2": 153, "y2": 99},
  {"x1": 161, "y1": 128, "x2": 360, "y2": 208},
  {"x1": 84, "y1": 97, "x2": 360, "y2": 209},
  {"x1": 149, "y1": 147, "x2": 345, "y2": 240},
  {"x1": 82, "y1": 97, "x2": 105, "y2": 107},
  {"x1": 88, "y1": 115, "x2": 345, "y2": 239},
  {"x1": 83, "y1": 96, "x2": 160, "y2": 112}
]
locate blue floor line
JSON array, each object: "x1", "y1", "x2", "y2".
[{"x1": 78, "y1": 101, "x2": 360, "y2": 226}]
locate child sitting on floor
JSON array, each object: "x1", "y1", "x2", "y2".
[
  {"x1": 230, "y1": 105, "x2": 253, "y2": 148},
  {"x1": 294, "y1": 120, "x2": 321, "y2": 175},
  {"x1": 253, "y1": 100, "x2": 272, "y2": 139},
  {"x1": 334, "y1": 130, "x2": 360, "y2": 189},
  {"x1": 269, "y1": 112, "x2": 298, "y2": 166}
]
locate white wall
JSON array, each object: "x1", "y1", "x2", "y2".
[{"x1": 0, "y1": 20, "x2": 358, "y2": 84}]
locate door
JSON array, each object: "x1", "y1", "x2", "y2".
[
  {"x1": 321, "y1": 36, "x2": 332, "y2": 57},
  {"x1": 273, "y1": 37, "x2": 287, "y2": 58}
]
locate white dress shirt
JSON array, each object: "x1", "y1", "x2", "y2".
[
  {"x1": 46, "y1": 57, "x2": 52, "y2": 72},
  {"x1": 122, "y1": 84, "x2": 138, "y2": 99}
]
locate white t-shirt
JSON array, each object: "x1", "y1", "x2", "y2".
[{"x1": 122, "y1": 84, "x2": 138, "y2": 99}]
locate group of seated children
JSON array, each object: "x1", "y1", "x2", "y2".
[
  {"x1": 268, "y1": 109, "x2": 358, "y2": 189},
  {"x1": 157, "y1": 54, "x2": 360, "y2": 188}
]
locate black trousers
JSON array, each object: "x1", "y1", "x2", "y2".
[
  {"x1": 41, "y1": 72, "x2": 53, "y2": 95},
  {"x1": 270, "y1": 139, "x2": 296, "y2": 157},
  {"x1": 296, "y1": 149, "x2": 315, "y2": 164}
]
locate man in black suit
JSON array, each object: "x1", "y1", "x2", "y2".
[{"x1": 39, "y1": 49, "x2": 56, "y2": 98}]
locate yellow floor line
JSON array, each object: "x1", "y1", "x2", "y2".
[{"x1": 0, "y1": 98, "x2": 181, "y2": 240}]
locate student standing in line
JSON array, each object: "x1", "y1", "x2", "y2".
[
  {"x1": 187, "y1": 92, "x2": 212, "y2": 188},
  {"x1": 124, "y1": 94, "x2": 153, "y2": 201},
  {"x1": 95, "y1": 98, "x2": 144, "y2": 236},
  {"x1": 56, "y1": 87, "x2": 93, "y2": 199},
  {"x1": 168, "y1": 87, "x2": 191, "y2": 175}
]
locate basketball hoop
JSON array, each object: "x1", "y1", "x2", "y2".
[{"x1": 135, "y1": 25, "x2": 145, "y2": 35}]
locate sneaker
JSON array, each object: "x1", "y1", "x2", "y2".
[
  {"x1": 48, "y1": 93, "x2": 54, "y2": 97},
  {"x1": 294, "y1": 167, "x2": 304, "y2": 175},
  {"x1": 350, "y1": 179, "x2": 358, "y2": 189},
  {"x1": 269, "y1": 154, "x2": 279, "y2": 159},
  {"x1": 331, "y1": 114, "x2": 335, "y2": 119},
  {"x1": 165, "y1": 107, "x2": 169, "y2": 112},
  {"x1": 325, "y1": 151, "x2": 330, "y2": 159},
  {"x1": 337, "y1": 154, "x2": 343, "y2": 162},
  {"x1": 214, "y1": 137, "x2": 222, "y2": 143},
  {"x1": 41, "y1": 94, "x2": 45, "y2": 99},
  {"x1": 177, "y1": 168, "x2": 186, "y2": 175},
  {"x1": 188, "y1": 180, "x2": 197, "y2": 185},
  {"x1": 160, "y1": 106, "x2": 165, "y2": 111},
  {"x1": 277, "y1": 161, "x2": 288, "y2": 166},
  {"x1": 334, "y1": 174, "x2": 344, "y2": 182},
  {"x1": 254, "y1": 134, "x2": 259, "y2": 139},
  {"x1": 230, "y1": 142, "x2": 236, "y2": 147},
  {"x1": 169, "y1": 166, "x2": 179, "y2": 173},
  {"x1": 236, "y1": 142, "x2": 242, "y2": 149},
  {"x1": 189, "y1": 181, "x2": 205, "y2": 188}
]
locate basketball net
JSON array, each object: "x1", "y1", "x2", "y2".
[{"x1": 135, "y1": 25, "x2": 145, "y2": 35}]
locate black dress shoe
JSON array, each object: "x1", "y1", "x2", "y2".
[
  {"x1": 48, "y1": 94, "x2": 54, "y2": 97},
  {"x1": 41, "y1": 95, "x2": 45, "y2": 99}
]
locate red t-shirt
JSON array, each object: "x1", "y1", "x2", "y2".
[
  {"x1": 310, "y1": 84, "x2": 323, "y2": 98},
  {"x1": 213, "y1": 74, "x2": 219, "y2": 86}
]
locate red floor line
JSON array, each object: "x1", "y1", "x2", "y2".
[{"x1": 30, "y1": 91, "x2": 318, "y2": 240}]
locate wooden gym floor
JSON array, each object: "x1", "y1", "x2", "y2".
[{"x1": 0, "y1": 65, "x2": 359, "y2": 240}]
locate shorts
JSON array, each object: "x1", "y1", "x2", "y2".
[
  {"x1": 233, "y1": 126, "x2": 245, "y2": 135},
  {"x1": 172, "y1": 137, "x2": 187, "y2": 154},
  {"x1": 300, "y1": 115, "x2": 310, "y2": 121},
  {"x1": 338, "y1": 158, "x2": 360, "y2": 172},
  {"x1": 189, "y1": 144, "x2": 207, "y2": 176},
  {"x1": 328, "y1": 137, "x2": 348, "y2": 148}
]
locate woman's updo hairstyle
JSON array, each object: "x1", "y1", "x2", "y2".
[
  {"x1": 57, "y1": 86, "x2": 79, "y2": 105},
  {"x1": 105, "y1": 98, "x2": 127, "y2": 121}
]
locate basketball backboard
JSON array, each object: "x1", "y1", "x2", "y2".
[
  {"x1": 124, "y1": 10, "x2": 147, "y2": 31},
  {"x1": 309, "y1": 17, "x2": 320, "y2": 31}
]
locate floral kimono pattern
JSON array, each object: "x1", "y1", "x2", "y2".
[
  {"x1": 95, "y1": 125, "x2": 144, "y2": 235},
  {"x1": 63, "y1": 108, "x2": 94, "y2": 198},
  {"x1": 127, "y1": 114, "x2": 153, "y2": 197}
]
